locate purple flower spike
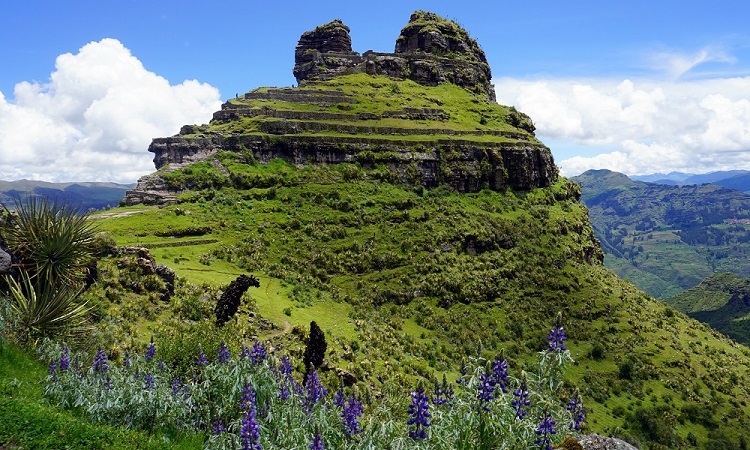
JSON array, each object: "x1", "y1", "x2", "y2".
[
  {"x1": 145, "y1": 340, "x2": 156, "y2": 361},
  {"x1": 218, "y1": 342, "x2": 231, "y2": 365},
  {"x1": 240, "y1": 385, "x2": 262, "y2": 450},
  {"x1": 212, "y1": 417, "x2": 226, "y2": 435},
  {"x1": 304, "y1": 370, "x2": 327, "y2": 414},
  {"x1": 309, "y1": 432, "x2": 325, "y2": 450},
  {"x1": 534, "y1": 411, "x2": 557, "y2": 450},
  {"x1": 342, "y1": 395, "x2": 364, "y2": 435},
  {"x1": 59, "y1": 347, "x2": 70, "y2": 371},
  {"x1": 92, "y1": 349, "x2": 109, "y2": 373},
  {"x1": 567, "y1": 393, "x2": 585, "y2": 431},
  {"x1": 250, "y1": 341, "x2": 267, "y2": 365},
  {"x1": 143, "y1": 373, "x2": 155, "y2": 390},
  {"x1": 407, "y1": 386, "x2": 430, "y2": 440},
  {"x1": 547, "y1": 323, "x2": 567, "y2": 352},
  {"x1": 492, "y1": 358, "x2": 509, "y2": 393},
  {"x1": 511, "y1": 384, "x2": 531, "y2": 419},
  {"x1": 196, "y1": 350, "x2": 209, "y2": 366}
]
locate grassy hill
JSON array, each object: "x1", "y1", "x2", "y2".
[
  {"x1": 572, "y1": 169, "x2": 750, "y2": 298},
  {"x1": 664, "y1": 273, "x2": 750, "y2": 345},
  {"x1": 4, "y1": 75, "x2": 750, "y2": 449}
]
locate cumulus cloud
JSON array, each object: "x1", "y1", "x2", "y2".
[
  {"x1": 0, "y1": 39, "x2": 222, "y2": 183},
  {"x1": 495, "y1": 75, "x2": 750, "y2": 176}
]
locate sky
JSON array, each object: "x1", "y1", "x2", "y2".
[{"x1": 1, "y1": 0, "x2": 750, "y2": 183}]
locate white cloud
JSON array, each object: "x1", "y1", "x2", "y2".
[
  {"x1": 647, "y1": 46, "x2": 736, "y2": 79},
  {"x1": 0, "y1": 38, "x2": 222, "y2": 183},
  {"x1": 495, "y1": 75, "x2": 750, "y2": 177}
]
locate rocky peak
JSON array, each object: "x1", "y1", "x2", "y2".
[
  {"x1": 394, "y1": 11, "x2": 489, "y2": 67},
  {"x1": 295, "y1": 19, "x2": 353, "y2": 55},
  {"x1": 293, "y1": 11, "x2": 495, "y2": 101}
]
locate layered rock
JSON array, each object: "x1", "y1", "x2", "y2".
[
  {"x1": 123, "y1": 11, "x2": 551, "y2": 206},
  {"x1": 293, "y1": 11, "x2": 495, "y2": 101}
]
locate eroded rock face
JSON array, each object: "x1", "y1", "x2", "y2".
[{"x1": 293, "y1": 11, "x2": 495, "y2": 101}]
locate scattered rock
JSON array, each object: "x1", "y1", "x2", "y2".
[{"x1": 576, "y1": 434, "x2": 639, "y2": 450}]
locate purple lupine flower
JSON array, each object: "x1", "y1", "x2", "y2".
[
  {"x1": 48, "y1": 361, "x2": 58, "y2": 376},
  {"x1": 145, "y1": 340, "x2": 157, "y2": 361},
  {"x1": 276, "y1": 356, "x2": 297, "y2": 400},
  {"x1": 342, "y1": 395, "x2": 364, "y2": 435},
  {"x1": 492, "y1": 358, "x2": 509, "y2": 393},
  {"x1": 240, "y1": 383, "x2": 255, "y2": 412},
  {"x1": 334, "y1": 388, "x2": 345, "y2": 407},
  {"x1": 407, "y1": 386, "x2": 430, "y2": 440},
  {"x1": 511, "y1": 384, "x2": 531, "y2": 419},
  {"x1": 171, "y1": 377, "x2": 182, "y2": 395},
  {"x1": 456, "y1": 364, "x2": 468, "y2": 385},
  {"x1": 534, "y1": 411, "x2": 557, "y2": 450},
  {"x1": 547, "y1": 323, "x2": 567, "y2": 352},
  {"x1": 212, "y1": 417, "x2": 226, "y2": 435},
  {"x1": 92, "y1": 349, "x2": 109, "y2": 373},
  {"x1": 304, "y1": 370, "x2": 327, "y2": 413},
  {"x1": 309, "y1": 432, "x2": 325, "y2": 450},
  {"x1": 240, "y1": 387, "x2": 262, "y2": 450},
  {"x1": 144, "y1": 373, "x2": 155, "y2": 390},
  {"x1": 59, "y1": 347, "x2": 70, "y2": 371},
  {"x1": 196, "y1": 349, "x2": 209, "y2": 366},
  {"x1": 476, "y1": 371, "x2": 496, "y2": 409},
  {"x1": 432, "y1": 375, "x2": 454, "y2": 406},
  {"x1": 567, "y1": 394, "x2": 585, "y2": 431},
  {"x1": 218, "y1": 342, "x2": 231, "y2": 365},
  {"x1": 250, "y1": 341, "x2": 266, "y2": 365}
]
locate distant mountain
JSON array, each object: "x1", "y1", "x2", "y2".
[
  {"x1": 664, "y1": 273, "x2": 750, "y2": 345},
  {"x1": 572, "y1": 169, "x2": 750, "y2": 298},
  {"x1": 0, "y1": 179, "x2": 133, "y2": 212},
  {"x1": 714, "y1": 173, "x2": 750, "y2": 193},
  {"x1": 630, "y1": 170, "x2": 750, "y2": 188}
]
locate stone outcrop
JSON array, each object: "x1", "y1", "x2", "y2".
[
  {"x1": 123, "y1": 11, "x2": 552, "y2": 206},
  {"x1": 293, "y1": 11, "x2": 495, "y2": 101}
]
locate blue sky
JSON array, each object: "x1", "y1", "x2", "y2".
[{"x1": 2, "y1": 0, "x2": 750, "y2": 182}]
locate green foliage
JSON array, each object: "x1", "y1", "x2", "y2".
[
  {"x1": 573, "y1": 169, "x2": 750, "y2": 298},
  {"x1": 5, "y1": 196, "x2": 96, "y2": 287}
]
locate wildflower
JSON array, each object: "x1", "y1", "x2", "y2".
[
  {"x1": 309, "y1": 432, "x2": 325, "y2": 450},
  {"x1": 342, "y1": 395, "x2": 364, "y2": 436},
  {"x1": 567, "y1": 393, "x2": 585, "y2": 431},
  {"x1": 59, "y1": 347, "x2": 70, "y2": 371},
  {"x1": 534, "y1": 411, "x2": 557, "y2": 450},
  {"x1": 145, "y1": 339, "x2": 156, "y2": 362},
  {"x1": 240, "y1": 383, "x2": 255, "y2": 412},
  {"x1": 407, "y1": 386, "x2": 430, "y2": 440},
  {"x1": 432, "y1": 374, "x2": 454, "y2": 406},
  {"x1": 511, "y1": 383, "x2": 531, "y2": 419},
  {"x1": 547, "y1": 322, "x2": 567, "y2": 352},
  {"x1": 492, "y1": 357, "x2": 509, "y2": 393},
  {"x1": 92, "y1": 349, "x2": 109, "y2": 373},
  {"x1": 304, "y1": 370, "x2": 327, "y2": 413},
  {"x1": 171, "y1": 377, "x2": 182, "y2": 395},
  {"x1": 103, "y1": 377, "x2": 113, "y2": 391},
  {"x1": 334, "y1": 388, "x2": 345, "y2": 407},
  {"x1": 196, "y1": 349, "x2": 209, "y2": 366},
  {"x1": 218, "y1": 342, "x2": 231, "y2": 365},
  {"x1": 48, "y1": 361, "x2": 58, "y2": 376},
  {"x1": 250, "y1": 341, "x2": 267, "y2": 365},
  {"x1": 144, "y1": 373, "x2": 155, "y2": 390},
  {"x1": 276, "y1": 356, "x2": 298, "y2": 400},
  {"x1": 476, "y1": 371, "x2": 496, "y2": 408},
  {"x1": 240, "y1": 386, "x2": 262, "y2": 450},
  {"x1": 212, "y1": 417, "x2": 226, "y2": 435}
]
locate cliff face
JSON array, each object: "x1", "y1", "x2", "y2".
[
  {"x1": 123, "y1": 11, "x2": 550, "y2": 206},
  {"x1": 293, "y1": 12, "x2": 495, "y2": 101}
]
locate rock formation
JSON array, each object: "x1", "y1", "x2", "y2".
[
  {"x1": 123, "y1": 11, "x2": 550, "y2": 206},
  {"x1": 293, "y1": 11, "x2": 495, "y2": 101}
]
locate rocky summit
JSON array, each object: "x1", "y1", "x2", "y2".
[{"x1": 123, "y1": 11, "x2": 550, "y2": 206}]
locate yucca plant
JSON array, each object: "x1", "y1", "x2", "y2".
[
  {"x1": 5, "y1": 271, "x2": 90, "y2": 339},
  {"x1": 5, "y1": 196, "x2": 95, "y2": 287},
  {"x1": 2, "y1": 197, "x2": 95, "y2": 340}
]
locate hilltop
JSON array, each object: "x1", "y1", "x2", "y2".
[{"x1": 5, "y1": 12, "x2": 750, "y2": 449}]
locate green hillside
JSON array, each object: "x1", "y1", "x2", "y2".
[
  {"x1": 572, "y1": 169, "x2": 750, "y2": 298},
  {"x1": 664, "y1": 273, "x2": 750, "y2": 345},
  {"x1": 4, "y1": 13, "x2": 750, "y2": 449}
]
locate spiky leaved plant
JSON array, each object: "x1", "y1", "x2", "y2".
[
  {"x1": 2, "y1": 197, "x2": 95, "y2": 340},
  {"x1": 4, "y1": 196, "x2": 95, "y2": 288}
]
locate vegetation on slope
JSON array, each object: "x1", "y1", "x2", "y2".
[
  {"x1": 572, "y1": 169, "x2": 750, "y2": 298},
  {"x1": 664, "y1": 272, "x2": 750, "y2": 345},
  {"x1": 74, "y1": 157, "x2": 750, "y2": 449}
]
